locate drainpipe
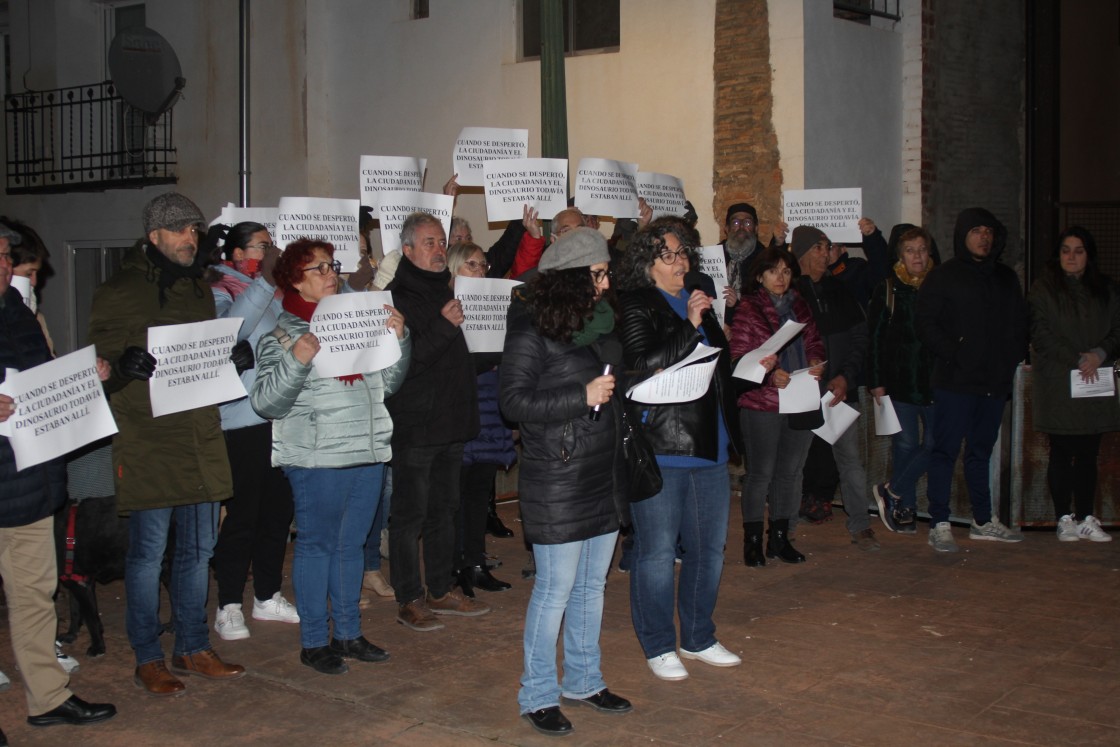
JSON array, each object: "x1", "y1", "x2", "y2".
[{"x1": 239, "y1": 0, "x2": 251, "y2": 206}]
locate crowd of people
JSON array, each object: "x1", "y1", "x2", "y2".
[{"x1": 0, "y1": 190, "x2": 1116, "y2": 742}]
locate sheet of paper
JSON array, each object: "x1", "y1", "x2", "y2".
[
  {"x1": 482, "y1": 158, "x2": 568, "y2": 222},
  {"x1": 696, "y1": 245, "x2": 730, "y2": 327},
  {"x1": 453, "y1": 127, "x2": 529, "y2": 187},
  {"x1": 812, "y1": 393, "x2": 861, "y2": 445},
  {"x1": 873, "y1": 394, "x2": 902, "y2": 436},
  {"x1": 377, "y1": 191, "x2": 454, "y2": 255},
  {"x1": 211, "y1": 205, "x2": 279, "y2": 238},
  {"x1": 309, "y1": 291, "x2": 402, "y2": 378},
  {"x1": 574, "y1": 158, "x2": 640, "y2": 218},
  {"x1": 732, "y1": 320, "x2": 808, "y2": 383},
  {"x1": 148, "y1": 318, "x2": 248, "y2": 417},
  {"x1": 783, "y1": 187, "x2": 862, "y2": 243},
  {"x1": 10, "y1": 275, "x2": 35, "y2": 312},
  {"x1": 636, "y1": 171, "x2": 686, "y2": 219},
  {"x1": 1070, "y1": 368, "x2": 1116, "y2": 398},
  {"x1": 455, "y1": 276, "x2": 520, "y2": 353},
  {"x1": 777, "y1": 366, "x2": 821, "y2": 413},
  {"x1": 276, "y1": 197, "x2": 361, "y2": 272},
  {"x1": 626, "y1": 343, "x2": 722, "y2": 404},
  {"x1": 359, "y1": 155, "x2": 428, "y2": 209},
  {"x1": 2, "y1": 347, "x2": 118, "y2": 471}
]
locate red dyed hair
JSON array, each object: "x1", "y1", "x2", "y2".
[{"x1": 272, "y1": 239, "x2": 335, "y2": 292}]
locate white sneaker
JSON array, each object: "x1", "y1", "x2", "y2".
[
  {"x1": 1076, "y1": 515, "x2": 1113, "y2": 543},
  {"x1": 1057, "y1": 514, "x2": 1080, "y2": 542},
  {"x1": 647, "y1": 652, "x2": 689, "y2": 681},
  {"x1": 214, "y1": 602, "x2": 251, "y2": 640},
  {"x1": 969, "y1": 518, "x2": 1024, "y2": 543},
  {"x1": 55, "y1": 641, "x2": 80, "y2": 674},
  {"x1": 679, "y1": 642, "x2": 741, "y2": 668},
  {"x1": 0, "y1": 668, "x2": 9, "y2": 691},
  {"x1": 252, "y1": 592, "x2": 301, "y2": 623},
  {"x1": 928, "y1": 522, "x2": 959, "y2": 553}
]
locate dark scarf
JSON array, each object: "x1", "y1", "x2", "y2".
[
  {"x1": 145, "y1": 243, "x2": 205, "y2": 307},
  {"x1": 282, "y1": 289, "x2": 363, "y2": 385},
  {"x1": 572, "y1": 299, "x2": 615, "y2": 347}
]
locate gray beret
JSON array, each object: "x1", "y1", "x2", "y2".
[
  {"x1": 143, "y1": 192, "x2": 206, "y2": 234},
  {"x1": 538, "y1": 227, "x2": 610, "y2": 272}
]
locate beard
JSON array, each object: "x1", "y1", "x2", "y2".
[{"x1": 725, "y1": 232, "x2": 758, "y2": 259}]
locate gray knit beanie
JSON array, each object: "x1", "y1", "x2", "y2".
[
  {"x1": 143, "y1": 193, "x2": 206, "y2": 234},
  {"x1": 790, "y1": 225, "x2": 828, "y2": 259},
  {"x1": 539, "y1": 227, "x2": 610, "y2": 272}
]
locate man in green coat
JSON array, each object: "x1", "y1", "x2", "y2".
[{"x1": 88, "y1": 193, "x2": 245, "y2": 696}]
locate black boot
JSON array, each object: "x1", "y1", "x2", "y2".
[
  {"x1": 464, "y1": 564, "x2": 512, "y2": 592},
  {"x1": 766, "y1": 519, "x2": 805, "y2": 563},
  {"x1": 743, "y1": 522, "x2": 766, "y2": 567},
  {"x1": 487, "y1": 496, "x2": 514, "y2": 538},
  {"x1": 454, "y1": 567, "x2": 476, "y2": 598}
]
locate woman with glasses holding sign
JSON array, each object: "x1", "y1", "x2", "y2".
[
  {"x1": 250, "y1": 239, "x2": 410, "y2": 676},
  {"x1": 614, "y1": 219, "x2": 744, "y2": 682}
]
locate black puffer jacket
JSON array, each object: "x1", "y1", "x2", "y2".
[
  {"x1": 499, "y1": 298, "x2": 625, "y2": 545},
  {"x1": 867, "y1": 267, "x2": 935, "y2": 406},
  {"x1": 795, "y1": 274, "x2": 867, "y2": 404},
  {"x1": 618, "y1": 287, "x2": 742, "y2": 459},
  {"x1": 0, "y1": 286, "x2": 67, "y2": 527}
]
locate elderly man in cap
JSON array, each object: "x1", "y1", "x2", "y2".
[
  {"x1": 89, "y1": 193, "x2": 249, "y2": 696},
  {"x1": 721, "y1": 203, "x2": 787, "y2": 325}
]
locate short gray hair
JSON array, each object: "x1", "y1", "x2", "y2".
[{"x1": 400, "y1": 212, "x2": 443, "y2": 249}]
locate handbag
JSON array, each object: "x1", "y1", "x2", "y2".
[{"x1": 621, "y1": 410, "x2": 663, "y2": 502}]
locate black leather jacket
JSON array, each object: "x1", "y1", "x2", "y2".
[{"x1": 618, "y1": 287, "x2": 742, "y2": 460}]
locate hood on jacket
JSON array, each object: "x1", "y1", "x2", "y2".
[
  {"x1": 952, "y1": 207, "x2": 1007, "y2": 265},
  {"x1": 888, "y1": 223, "x2": 942, "y2": 266}
]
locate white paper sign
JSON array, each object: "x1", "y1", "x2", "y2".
[
  {"x1": 626, "y1": 343, "x2": 721, "y2": 405},
  {"x1": 309, "y1": 291, "x2": 402, "y2": 378},
  {"x1": 1070, "y1": 369, "x2": 1116, "y2": 398},
  {"x1": 636, "y1": 172, "x2": 687, "y2": 219},
  {"x1": 211, "y1": 204, "x2": 280, "y2": 239},
  {"x1": 10, "y1": 275, "x2": 35, "y2": 313},
  {"x1": 359, "y1": 155, "x2": 428, "y2": 209},
  {"x1": 148, "y1": 319, "x2": 248, "y2": 417},
  {"x1": 812, "y1": 393, "x2": 861, "y2": 445},
  {"x1": 783, "y1": 188, "x2": 863, "y2": 243},
  {"x1": 455, "y1": 276, "x2": 520, "y2": 353},
  {"x1": 453, "y1": 127, "x2": 530, "y2": 187},
  {"x1": 697, "y1": 245, "x2": 730, "y2": 326},
  {"x1": 778, "y1": 366, "x2": 822, "y2": 414},
  {"x1": 276, "y1": 197, "x2": 361, "y2": 273},
  {"x1": 732, "y1": 320, "x2": 808, "y2": 383},
  {"x1": 377, "y1": 191, "x2": 454, "y2": 255},
  {"x1": 483, "y1": 158, "x2": 569, "y2": 222},
  {"x1": 2, "y1": 347, "x2": 118, "y2": 471},
  {"x1": 574, "y1": 158, "x2": 640, "y2": 218},
  {"x1": 873, "y1": 394, "x2": 902, "y2": 436}
]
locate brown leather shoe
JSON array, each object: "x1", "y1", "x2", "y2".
[
  {"x1": 134, "y1": 660, "x2": 186, "y2": 697},
  {"x1": 170, "y1": 649, "x2": 246, "y2": 681},
  {"x1": 396, "y1": 599, "x2": 445, "y2": 632},
  {"x1": 427, "y1": 588, "x2": 490, "y2": 617}
]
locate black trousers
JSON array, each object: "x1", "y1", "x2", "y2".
[
  {"x1": 801, "y1": 435, "x2": 839, "y2": 500},
  {"x1": 456, "y1": 462, "x2": 498, "y2": 568},
  {"x1": 1048, "y1": 432, "x2": 1103, "y2": 521},
  {"x1": 212, "y1": 422, "x2": 295, "y2": 607}
]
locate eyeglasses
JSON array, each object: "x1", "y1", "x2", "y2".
[
  {"x1": 901, "y1": 246, "x2": 929, "y2": 256},
  {"x1": 463, "y1": 260, "x2": 491, "y2": 272},
  {"x1": 657, "y1": 247, "x2": 689, "y2": 265},
  {"x1": 590, "y1": 268, "x2": 611, "y2": 284},
  {"x1": 301, "y1": 260, "x2": 341, "y2": 276},
  {"x1": 244, "y1": 242, "x2": 277, "y2": 252},
  {"x1": 729, "y1": 218, "x2": 755, "y2": 229}
]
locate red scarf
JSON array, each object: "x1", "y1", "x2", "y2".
[{"x1": 282, "y1": 290, "x2": 364, "y2": 385}]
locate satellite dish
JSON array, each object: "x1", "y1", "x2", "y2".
[{"x1": 108, "y1": 26, "x2": 186, "y2": 123}]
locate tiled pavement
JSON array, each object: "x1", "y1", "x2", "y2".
[{"x1": 1, "y1": 501, "x2": 1118, "y2": 746}]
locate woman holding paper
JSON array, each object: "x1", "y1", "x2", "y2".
[
  {"x1": 1029, "y1": 226, "x2": 1119, "y2": 542},
  {"x1": 250, "y1": 239, "x2": 412, "y2": 675},
  {"x1": 729, "y1": 247, "x2": 824, "y2": 567}
]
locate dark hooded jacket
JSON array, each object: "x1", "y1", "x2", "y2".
[{"x1": 915, "y1": 208, "x2": 1028, "y2": 397}]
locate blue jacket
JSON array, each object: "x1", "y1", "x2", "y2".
[{"x1": 462, "y1": 366, "x2": 517, "y2": 467}]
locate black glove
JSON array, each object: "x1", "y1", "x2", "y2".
[
  {"x1": 116, "y1": 346, "x2": 157, "y2": 381},
  {"x1": 230, "y1": 339, "x2": 255, "y2": 374}
]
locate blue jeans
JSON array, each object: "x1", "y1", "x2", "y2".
[
  {"x1": 363, "y1": 466, "x2": 392, "y2": 573},
  {"x1": 927, "y1": 389, "x2": 1005, "y2": 525},
  {"x1": 518, "y1": 530, "x2": 618, "y2": 714},
  {"x1": 126, "y1": 502, "x2": 220, "y2": 665},
  {"x1": 630, "y1": 463, "x2": 729, "y2": 658},
  {"x1": 287, "y1": 465, "x2": 381, "y2": 648},
  {"x1": 890, "y1": 402, "x2": 934, "y2": 510}
]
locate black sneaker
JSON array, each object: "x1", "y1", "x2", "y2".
[
  {"x1": 872, "y1": 483, "x2": 900, "y2": 532},
  {"x1": 894, "y1": 507, "x2": 917, "y2": 534},
  {"x1": 523, "y1": 706, "x2": 573, "y2": 736}
]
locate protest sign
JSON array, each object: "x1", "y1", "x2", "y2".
[
  {"x1": 4, "y1": 346, "x2": 118, "y2": 471},
  {"x1": 210, "y1": 204, "x2": 280, "y2": 239},
  {"x1": 783, "y1": 188, "x2": 863, "y2": 243},
  {"x1": 148, "y1": 318, "x2": 248, "y2": 418},
  {"x1": 482, "y1": 158, "x2": 569, "y2": 222},
  {"x1": 696, "y1": 245, "x2": 730, "y2": 326},
  {"x1": 10, "y1": 275, "x2": 35, "y2": 313},
  {"x1": 377, "y1": 191, "x2": 454, "y2": 255},
  {"x1": 455, "y1": 276, "x2": 520, "y2": 353},
  {"x1": 732, "y1": 321, "x2": 810, "y2": 383},
  {"x1": 360, "y1": 155, "x2": 428, "y2": 209},
  {"x1": 276, "y1": 197, "x2": 361, "y2": 272},
  {"x1": 636, "y1": 172, "x2": 687, "y2": 219},
  {"x1": 453, "y1": 127, "x2": 529, "y2": 187},
  {"x1": 777, "y1": 366, "x2": 822, "y2": 414},
  {"x1": 574, "y1": 158, "x2": 639, "y2": 218},
  {"x1": 309, "y1": 291, "x2": 402, "y2": 378},
  {"x1": 627, "y1": 343, "x2": 720, "y2": 404}
]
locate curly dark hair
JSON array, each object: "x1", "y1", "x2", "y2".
[
  {"x1": 272, "y1": 239, "x2": 334, "y2": 292},
  {"x1": 527, "y1": 267, "x2": 602, "y2": 343},
  {"x1": 1036, "y1": 225, "x2": 1110, "y2": 306},
  {"x1": 614, "y1": 218, "x2": 698, "y2": 292},
  {"x1": 743, "y1": 246, "x2": 798, "y2": 293}
]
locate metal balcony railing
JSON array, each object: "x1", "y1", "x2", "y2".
[
  {"x1": 834, "y1": 0, "x2": 901, "y2": 23},
  {"x1": 5, "y1": 81, "x2": 177, "y2": 194}
]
